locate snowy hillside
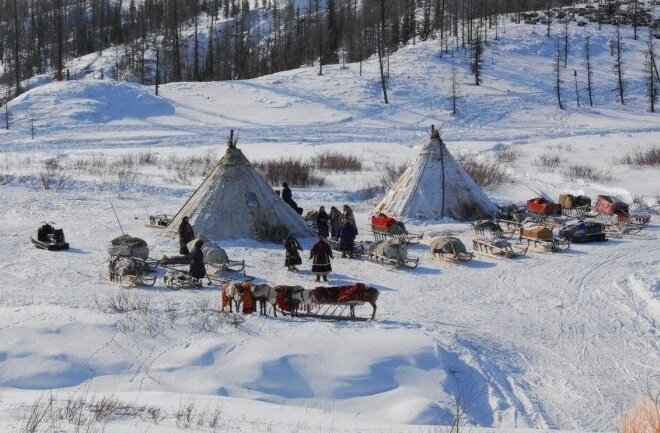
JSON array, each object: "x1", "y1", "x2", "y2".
[{"x1": 0, "y1": 19, "x2": 659, "y2": 433}]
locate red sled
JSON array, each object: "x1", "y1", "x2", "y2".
[
  {"x1": 371, "y1": 215, "x2": 397, "y2": 231},
  {"x1": 526, "y1": 197, "x2": 562, "y2": 215},
  {"x1": 594, "y1": 195, "x2": 629, "y2": 216}
]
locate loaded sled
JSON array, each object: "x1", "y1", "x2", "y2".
[
  {"x1": 31, "y1": 222, "x2": 69, "y2": 251},
  {"x1": 275, "y1": 283, "x2": 378, "y2": 321},
  {"x1": 472, "y1": 220, "x2": 512, "y2": 240},
  {"x1": 527, "y1": 197, "x2": 562, "y2": 216},
  {"x1": 327, "y1": 237, "x2": 370, "y2": 258},
  {"x1": 518, "y1": 223, "x2": 570, "y2": 253},
  {"x1": 107, "y1": 234, "x2": 157, "y2": 286},
  {"x1": 429, "y1": 237, "x2": 473, "y2": 262},
  {"x1": 588, "y1": 195, "x2": 649, "y2": 235},
  {"x1": 558, "y1": 194, "x2": 592, "y2": 218},
  {"x1": 371, "y1": 215, "x2": 423, "y2": 244},
  {"x1": 367, "y1": 238, "x2": 420, "y2": 269},
  {"x1": 145, "y1": 213, "x2": 172, "y2": 229},
  {"x1": 162, "y1": 270, "x2": 207, "y2": 289}
]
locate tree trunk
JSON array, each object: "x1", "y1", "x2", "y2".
[
  {"x1": 555, "y1": 41, "x2": 564, "y2": 110},
  {"x1": 585, "y1": 37, "x2": 594, "y2": 107}
]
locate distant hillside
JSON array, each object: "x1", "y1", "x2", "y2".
[{"x1": 1, "y1": 0, "x2": 657, "y2": 100}]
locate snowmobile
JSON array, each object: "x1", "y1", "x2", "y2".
[
  {"x1": 558, "y1": 221, "x2": 607, "y2": 243},
  {"x1": 31, "y1": 222, "x2": 69, "y2": 251}
]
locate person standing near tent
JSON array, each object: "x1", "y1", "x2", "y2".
[
  {"x1": 189, "y1": 239, "x2": 206, "y2": 279},
  {"x1": 309, "y1": 236, "x2": 333, "y2": 282},
  {"x1": 316, "y1": 206, "x2": 330, "y2": 238},
  {"x1": 284, "y1": 233, "x2": 303, "y2": 271},
  {"x1": 329, "y1": 206, "x2": 342, "y2": 239},
  {"x1": 342, "y1": 205, "x2": 357, "y2": 230},
  {"x1": 178, "y1": 216, "x2": 195, "y2": 256},
  {"x1": 338, "y1": 217, "x2": 358, "y2": 258}
]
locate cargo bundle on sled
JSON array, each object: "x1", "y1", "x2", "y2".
[
  {"x1": 371, "y1": 214, "x2": 423, "y2": 244},
  {"x1": 429, "y1": 236, "x2": 473, "y2": 262}
]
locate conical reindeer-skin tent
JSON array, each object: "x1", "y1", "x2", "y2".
[
  {"x1": 373, "y1": 127, "x2": 497, "y2": 221},
  {"x1": 164, "y1": 132, "x2": 314, "y2": 241}
]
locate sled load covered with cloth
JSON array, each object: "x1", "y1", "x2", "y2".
[
  {"x1": 371, "y1": 214, "x2": 423, "y2": 244},
  {"x1": 430, "y1": 237, "x2": 473, "y2": 262},
  {"x1": 107, "y1": 234, "x2": 156, "y2": 286},
  {"x1": 367, "y1": 238, "x2": 420, "y2": 269},
  {"x1": 31, "y1": 222, "x2": 69, "y2": 251},
  {"x1": 274, "y1": 283, "x2": 379, "y2": 320}
]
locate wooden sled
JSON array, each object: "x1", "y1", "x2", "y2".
[
  {"x1": 145, "y1": 214, "x2": 172, "y2": 229},
  {"x1": 278, "y1": 302, "x2": 371, "y2": 321},
  {"x1": 327, "y1": 238, "x2": 370, "y2": 258},
  {"x1": 163, "y1": 270, "x2": 205, "y2": 289},
  {"x1": 519, "y1": 236, "x2": 570, "y2": 253},
  {"x1": 368, "y1": 251, "x2": 420, "y2": 269},
  {"x1": 472, "y1": 238, "x2": 528, "y2": 259},
  {"x1": 108, "y1": 256, "x2": 157, "y2": 287}
]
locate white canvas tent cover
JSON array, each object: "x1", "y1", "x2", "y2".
[
  {"x1": 374, "y1": 132, "x2": 497, "y2": 221},
  {"x1": 164, "y1": 143, "x2": 313, "y2": 241}
]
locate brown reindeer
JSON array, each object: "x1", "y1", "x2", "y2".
[{"x1": 220, "y1": 281, "x2": 252, "y2": 313}]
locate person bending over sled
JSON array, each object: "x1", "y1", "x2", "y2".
[{"x1": 189, "y1": 239, "x2": 206, "y2": 280}]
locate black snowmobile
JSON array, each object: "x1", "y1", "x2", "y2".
[
  {"x1": 558, "y1": 221, "x2": 607, "y2": 243},
  {"x1": 31, "y1": 222, "x2": 70, "y2": 251}
]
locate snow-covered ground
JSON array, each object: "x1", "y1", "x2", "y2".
[{"x1": 0, "y1": 20, "x2": 659, "y2": 433}]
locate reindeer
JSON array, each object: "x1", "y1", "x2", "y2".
[
  {"x1": 220, "y1": 281, "x2": 252, "y2": 313},
  {"x1": 274, "y1": 285, "x2": 311, "y2": 317},
  {"x1": 251, "y1": 283, "x2": 278, "y2": 316}
]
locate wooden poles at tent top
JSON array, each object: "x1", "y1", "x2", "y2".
[{"x1": 227, "y1": 129, "x2": 238, "y2": 148}]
